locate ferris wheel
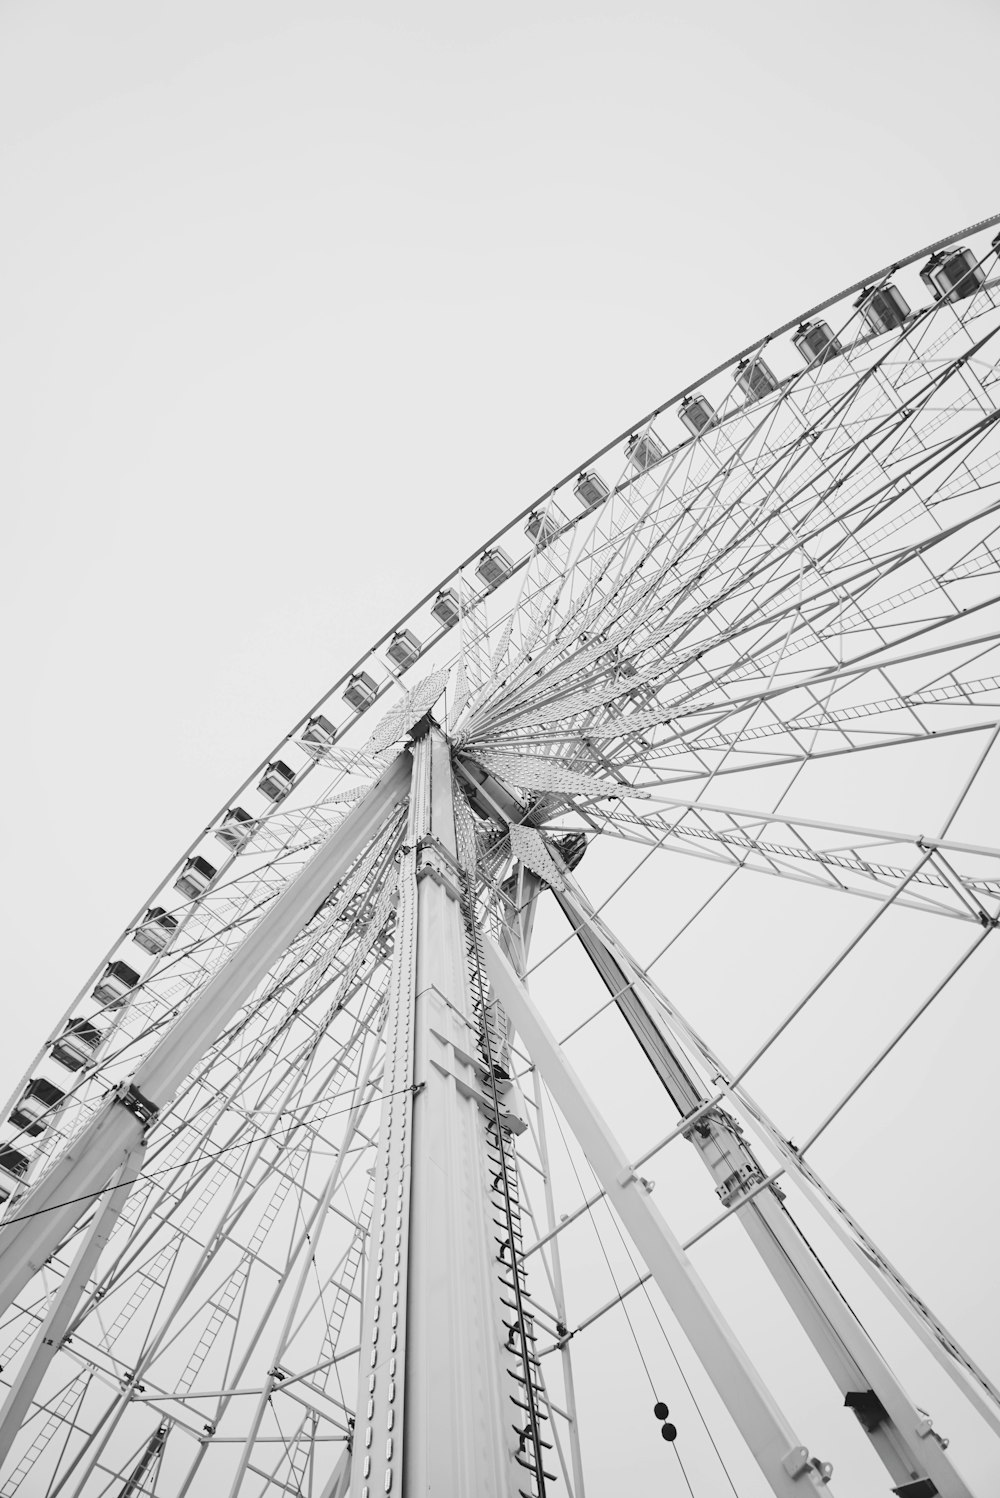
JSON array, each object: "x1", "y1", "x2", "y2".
[{"x1": 1, "y1": 214, "x2": 1000, "y2": 1498}]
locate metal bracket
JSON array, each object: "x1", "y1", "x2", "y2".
[
  {"x1": 914, "y1": 1409, "x2": 949, "y2": 1447},
  {"x1": 427, "y1": 1027, "x2": 528, "y2": 1135},
  {"x1": 683, "y1": 1107, "x2": 772, "y2": 1207},
  {"x1": 113, "y1": 1083, "x2": 158, "y2": 1130},
  {"x1": 781, "y1": 1446, "x2": 832, "y2": 1483},
  {"x1": 616, "y1": 1167, "x2": 655, "y2": 1192},
  {"x1": 716, "y1": 1162, "x2": 766, "y2": 1209},
  {"x1": 782, "y1": 1446, "x2": 812, "y2": 1477},
  {"x1": 414, "y1": 834, "x2": 464, "y2": 902}
]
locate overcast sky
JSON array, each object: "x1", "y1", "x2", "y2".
[{"x1": 1, "y1": 2, "x2": 999, "y2": 1492}]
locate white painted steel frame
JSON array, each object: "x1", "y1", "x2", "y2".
[
  {"x1": 483, "y1": 933, "x2": 836, "y2": 1498},
  {"x1": 0, "y1": 752, "x2": 410, "y2": 1322},
  {"x1": 550, "y1": 867, "x2": 976, "y2": 1495},
  {"x1": 2, "y1": 216, "x2": 1000, "y2": 1495},
  {"x1": 0, "y1": 1146, "x2": 143, "y2": 1467},
  {"x1": 349, "y1": 729, "x2": 519, "y2": 1496},
  {"x1": 536, "y1": 865, "x2": 1000, "y2": 1447}
]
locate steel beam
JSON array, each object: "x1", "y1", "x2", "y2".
[
  {"x1": 483, "y1": 932, "x2": 835, "y2": 1497},
  {"x1": 350, "y1": 727, "x2": 517, "y2": 1495},
  {"x1": 0, "y1": 752, "x2": 411, "y2": 1320},
  {"x1": 317, "y1": 1444, "x2": 351, "y2": 1498},
  {"x1": 551, "y1": 868, "x2": 978, "y2": 1497},
  {"x1": 0, "y1": 1144, "x2": 144, "y2": 1464}
]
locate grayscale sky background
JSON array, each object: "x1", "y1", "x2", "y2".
[{"x1": 1, "y1": 2, "x2": 999, "y2": 1492}]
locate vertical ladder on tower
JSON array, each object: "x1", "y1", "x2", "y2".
[
  {"x1": 463, "y1": 900, "x2": 556, "y2": 1497},
  {"x1": 485, "y1": 1113, "x2": 556, "y2": 1496}
]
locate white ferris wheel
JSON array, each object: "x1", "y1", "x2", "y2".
[{"x1": 1, "y1": 216, "x2": 1000, "y2": 1498}]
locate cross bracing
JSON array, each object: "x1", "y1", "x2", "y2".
[{"x1": 1, "y1": 219, "x2": 1000, "y2": 1495}]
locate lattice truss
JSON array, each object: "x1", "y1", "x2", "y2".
[
  {"x1": 456, "y1": 266, "x2": 1000, "y2": 927},
  {"x1": 1, "y1": 224, "x2": 999, "y2": 1498},
  {"x1": 0, "y1": 803, "x2": 408, "y2": 1497}
]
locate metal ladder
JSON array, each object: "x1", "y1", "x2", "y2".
[
  {"x1": 464, "y1": 902, "x2": 555, "y2": 1497},
  {"x1": 485, "y1": 1112, "x2": 556, "y2": 1496},
  {"x1": 0, "y1": 1372, "x2": 86, "y2": 1496},
  {"x1": 175, "y1": 1144, "x2": 307, "y2": 1394},
  {"x1": 317, "y1": 1173, "x2": 374, "y2": 1394}
]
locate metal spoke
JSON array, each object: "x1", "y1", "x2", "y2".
[{"x1": 4, "y1": 217, "x2": 1000, "y2": 1497}]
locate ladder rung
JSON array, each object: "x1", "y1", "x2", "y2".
[
  {"x1": 514, "y1": 1428, "x2": 554, "y2": 1451},
  {"x1": 509, "y1": 1396, "x2": 549, "y2": 1420},
  {"x1": 514, "y1": 1454, "x2": 557, "y2": 1479}
]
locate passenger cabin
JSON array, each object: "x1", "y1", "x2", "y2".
[
  {"x1": 793, "y1": 320, "x2": 842, "y2": 366},
  {"x1": 678, "y1": 394, "x2": 715, "y2": 436},
  {"x1": 625, "y1": 430, "x2": 665, "y2": 474},
  {"x1": 10, "y1": 1078, "x2": 65, "y2": 1137},
  {"x1": 216, "y1": 807, "x2": 254, "y2": 851},
  {"x1": 525, "y1": 511, "x2": 560, "y2": 549},
  {"x1": 52, "y1": 1018, "x2": 103, "y2": 1072},
  {"x1": 735, "y1": 356, "x2": 779, "y2": 402},
  {"x1": 258, "y1": 760, "x2": 295, "y2": 802},
  {"x1": 344, "y1": 672, "x2": 378, "y2": 713},
  {"x1": 855, "y1": 283, "x2": 911, "y2": 335},
  {"x1": 431, "y1": 589, "x2": 461, "y2": 628},
  {"x1": 920, "y1": 246, "x2": 985, "y2": 304},
  {"x1": 175, "y1": 855, "x2": 216, "y2": 900},
  {"x1": 301, "y1": 715, "x2": 337, "y2": 758},
  {"x1": 476, "y1": 548, "x2": 513, "y2": 589},
  {"x1": 387, "y1": 630, "x2": 421, "y2": 671},
  {"x1": 134, "y1": 906, "x2": 178, "y2": 954},
  {"x1": 573, "y1": 471, "x2": 610, "y2": 509},
  {"x1": 93, "y1": 960, "x2": 140, "y2": 1009},
  {"x1": 0, "y1": 1146, "x2": 31, "y2": 1202}
]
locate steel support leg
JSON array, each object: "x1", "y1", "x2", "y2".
[
  {"x1": 0, "y1": 1144, "x2": 144, "y2": 1464},
  {"x1": 484, "y1": 932, "x2": 835, "y2": 1498},
  {"x1": 551, "y1": 868, "x2": 977, "y2": 1498},
  {"x1": 0, "y1": 753, "x2": 411, "y2": 1319}
]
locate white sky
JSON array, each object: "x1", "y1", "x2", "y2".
[{"x1": 1, "y1": 1, "x2": 999, "y2": 1492}]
